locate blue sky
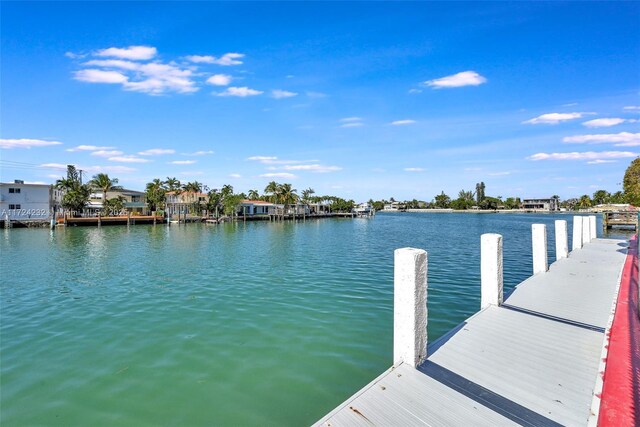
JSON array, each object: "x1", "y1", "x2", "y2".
[{"x1": 1, "y1": 1, "x2": 639, "y2": 201}]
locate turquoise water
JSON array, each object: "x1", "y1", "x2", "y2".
[{"x1": 0, "y1": 213, "x2": 625, "y2": 425}]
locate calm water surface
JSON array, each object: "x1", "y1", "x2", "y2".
[{"x1": 0, "y1": 212, "x2": 627, "y2": 425}]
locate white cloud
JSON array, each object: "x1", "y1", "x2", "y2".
[
  {"x1": 169, "y1": 160, "x2": 197, "y2": 165},
  {"x1": 216, "y1": 86, "x2": 263, "y2": 97},
  {"x1": 0, "y1": 138, "x2": 63, "y2": 149},
  {"x1": 206, "y1": 74, "x2": 232, "y2": 86},
  {"x1": 66, "y1": 145, "x2": 115, "y2": 152},
  {"x1": 138, "y1": 148, "x2": 176, "y2": 156},
  {"x1": 582, "y1": 118, "x2": 628, "y2": 128},
  {"x1": 108, "y1": 156, "x2": 151, "y2": 163},
  {"x1": 184, "y1": 55, "x2": 215, "y2": 64},
  {"x1": 95, "y1": 46, "x2": 157, "y2": 61},
  {"x1": 247, "y1": 156, "x2": 278, "y2": 163},
  {"x1": 39, "y1": 163, "x2": 68, "y2": 170},
  {"x1": 424, "y1": 71, "x2": 487, "y2": 89},
  {"x1": 523, "y1": 112, "x2": 585, "y2": 125},
  {"x1": 404, "y1": 167, "x2": 425, "y2": 172},
  {"x1": 340, "y1": 117, "x2": 362, "y2": 123},
  {"x1": 488, "y1": 171, "x2": 511, "y2": 176},
  {"x1": 229, "y1": 173, "x2": 242, "y2": 178},
  {"x1": 391, "y1": 119, "x2": 416, "y2": 126},
  {"x1": 91, "y1": 150, "x2": 124, "y2": 157},
  {"x1": 623, "y1": 106, "x2": 640, "y2": 111},
  {"x1": 184, "y1": 150, "x2": 214, "y2": 156},
  {"x1": 271, "y1": 89, "x2": 298, "y2": 99},
  {"x1": 74, "y1": 69, "x2": 129, "y2": 84},
  {"x1": 587, "y1": 159, "x2": 617, "y2": 164},
  {"x1": 47, "y1": 164, "x2": 137, "y2": 174},
  {"x1": 563, "y1": 132, "x2": 640, "y2": 146},
  {"x1": 212, "y1": 53, "x2": 245, "y2": 66},
  {"x1": 340, "y1": 122, "x2": 364, "y2": 128},
  {"x1": 408, "y1": 88, "x2": 423, "y2": 94},
  {"x1": 528, "y1": 151, "x2": 638, "y2": 161},
  {"x1": 78, "y1": 59, "x2": 197, "y2": 95},
  {"x1": 282, "y1": 164, "x2": 342, "y2": 173},
  {"x1": 259, "y1": 172, "x2": 296, "y2": 179},
  {"x1": 65, "y1": 51, "x2": 87, "y2": 59}
]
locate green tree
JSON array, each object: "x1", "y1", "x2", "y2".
[
  {"x1": 56, "y1": 165, "x2": 91, "y2": 215},
  {"x1": 88, "y1": 173, "x2": 122, "y2": 204},
  {"x1": 164, "y1": 177, "x2": 182, "y2": 192},
  {"x1": 247, "y1": 189, "x2": 260, "y2": 200},
  {"x1": 434, "y1": 191, "x2": 451, "y2": 208},
  {"x1": 592, "y1": 190, "x2": 611, "y2": 206},
  {"x1": 145, "y1": 178, "x2": 166, "y2": 212},
  {"x1": 475, "y1": 182, "x2": 485, "y2": 204},
  {"x1": 103, "y1": 195, "x2": 125, "y2": 216},
  {"x1": 264, "y1": 181, "x2": 279, "y2": 203},
  {"x1": 479, "y1": 196, "x2": 501, "y2": 210},
  {"x1": 301, "y1": 187, "x2": 315, "y2": 203},
  {"x1": 578, "y1": 194, "x2": 592, "y2": 209},
  {"x1": 609, "y1": 191, "x2": 627, "y2": 204},
  {"x1": 623, "y1": 157, "x2": 640, "y2": 206}
]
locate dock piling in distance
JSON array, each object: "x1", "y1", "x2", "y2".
[
  {"x1": 481, "y1": 233, "x2": 503, "y2": 310},
  {"x1": 555, "y1": 220, "x2": 569, "y2": 260},
  {"x1": 582, "y1": 216, "x2": 591, "y2": 244},
  {"x1": 532, "y1": 224, "x2": 548, "y2": 274},
  {"x1": 393, "y1": 248, "x2": 428, "y2": 368},
  {"x1": 589, "y1": 215, "x2": 597, "y2": 240},
  {"x1": 572, "y1": 216, "x2": 583, "y2": 251}
]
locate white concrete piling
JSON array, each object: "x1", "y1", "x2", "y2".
[
  {"x1": 532, "y1": 224, "x2": 548, "y2": 274},
  {"x1": 394, "y1": 248, "x2": 428, "y2": 368},
  {"x1": 481, "y1": 233, "x2": 503, "y2": 310},
  {"x1": 589, "y1": 215, "x2": 597, "y2": 241},
  {"x1": 555, "y1": 220, "x2": 569, "y2": 260},
  {"x1": 582, "y1": 216, "x2": 591, "y2": 244},
  {"x1": 572, "y1": 216, "x2": 583, "y2": 251}
]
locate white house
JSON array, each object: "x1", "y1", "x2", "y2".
[
  {"x1": 522, "y1": 198, "x2": 559, "y2": 212},
  {"x1": 237, "y1": 200, "x2": 279, "y2": 216},
  {"x1": 0, "y1": 180, "x2": 62, "y2": 220}
]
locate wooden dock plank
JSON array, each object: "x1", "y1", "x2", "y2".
[{"x1": 315, "y1": 238, "x2": 628, "y2": 426}]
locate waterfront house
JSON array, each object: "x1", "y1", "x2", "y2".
[
  {"x1": 522, "y1": 197, "x2": 559, "y2": 212},
  {"x1": 383, "y1": 201, "x2": 405, "y2": 211},
  {"x1": 166, "y1": 191, "x2": 208, "y2": 216},
  {"x1": 237, "y1": 200, "x2": 278, "y2": 216},
  {"x1": 307, "y1": 201, "x2": 332, "y2": 215},
  {"x1": 0, "y1": 180, "x2": 62, "y2": 220},
  {"x1": 86, "y1": 189, "x2": 148, "y2": 216}
]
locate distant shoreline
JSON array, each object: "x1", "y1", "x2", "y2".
[{"x1": 380, "y1": 209, "x2": 575, "y2": 214}]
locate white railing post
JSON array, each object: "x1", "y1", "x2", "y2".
[
  {"x1": 532, "y1": 224, "x2": 548, "y2": 274},
  {"x1": 589, "y1": 215, "x2": 597, "y2": 240},
  {"x1": 394, "y1": 248, "x2": 428, "y2": 368},
  {"x1": 481, "y1": 233, "x2": 503, "y2": 310},
  {"x1": 555, "y1": 220, "x2": 569, "y2": 260},
  {"x1": 572, "y1": 216, "x2": 583, "y2": 251},
  {"x1": 582, "y1": 216, "x2": 591, "y2": 244}
]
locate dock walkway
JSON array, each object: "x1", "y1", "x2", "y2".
[{"x1": 315, "y1": 237, "x2": 629, "y2": 426}]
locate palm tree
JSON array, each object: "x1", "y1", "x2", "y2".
[
  {"x1": 88, "y1": 173, "x2": 122, "y2": 203},
  {"x1": 56, "y1": 165, "x2": 90, "y2": 215},
  {"x1": 264, "y1": 181, "x2": 279, "y2": 203},
  {"x1": 247, "y1": 189, "x2": 260, "y2": 200},
  {"x1": 301, "y1": 187, "x2": 315, "y2": 203},
  {"x1": 164, "y1": 177, "x2": 181, "y2": 192},
  {"x1": 145, "y1": 179, "x2": 166, "y2": 212},
  {"x1": 278, "y1": 183, "x2": 298, "y2": 215}
]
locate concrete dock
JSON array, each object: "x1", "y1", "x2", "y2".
[{"x1": 315, "y1": 218, "x2": 634, "y2": 426}]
